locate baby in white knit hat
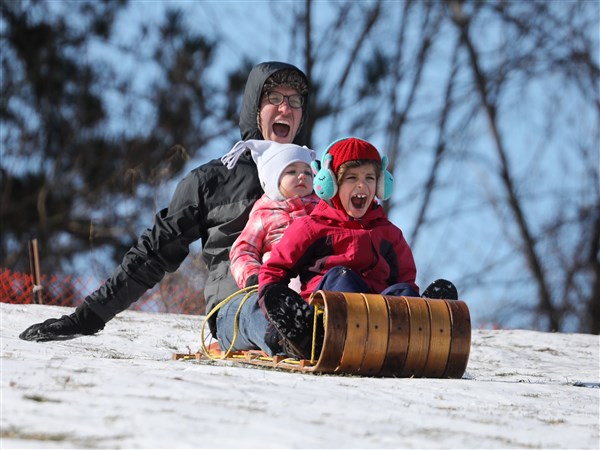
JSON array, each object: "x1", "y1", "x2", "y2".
[{"x1": 222, "y1": 140, "x2": 319, "y2": 289}]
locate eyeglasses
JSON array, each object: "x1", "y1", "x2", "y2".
[{"x1": 265, "y1": 91, "x2": 304, "y2": 109}]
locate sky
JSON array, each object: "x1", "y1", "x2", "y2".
[{"x1": 1, "y1": 302, "x2": 599, "y2": 449}]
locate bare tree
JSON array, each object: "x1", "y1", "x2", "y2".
[
  {"x1": 288, "y1": 0, "x2": 598, "y2": 332},
  {"x1": 442, "y1": 1, "x2": 598, "y2": 332}
]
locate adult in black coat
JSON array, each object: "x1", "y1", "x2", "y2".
[{"x1": 20, "y1": 61, "x2": 310, "y2": 342}]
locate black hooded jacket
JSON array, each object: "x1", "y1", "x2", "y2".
[{"x1": 84, "y1": 61, "x2": 309, "y2": 329}]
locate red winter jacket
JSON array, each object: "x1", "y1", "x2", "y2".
[{"x1": 258, "y1": 200, "x2": 418, "y2": 299}]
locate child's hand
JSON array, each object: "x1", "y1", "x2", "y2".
[{"x1": 245, "y1": 274, "x2": 259, "y2": 288}]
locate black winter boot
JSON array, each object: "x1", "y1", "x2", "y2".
[
  {"x1": 264, "y1": 322, "x2": 286, "y2": 356},
  {"x1": 261, "y1": 284, "x2": 314, "y2": 360},
  {"x1": 422, "y1": 279, "x2": 458, "y2": 300}
]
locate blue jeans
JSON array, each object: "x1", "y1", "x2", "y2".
[{"x1": 216, "y1": 291, "x2": 275, "y2": 356}]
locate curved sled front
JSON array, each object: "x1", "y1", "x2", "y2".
[{"x1": 307, "y1": 291, "x2": 471, "y2": 378}]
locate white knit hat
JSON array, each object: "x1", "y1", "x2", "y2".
[{"x1": 221, "y1": 140, "x2": 316, "y2": 201}]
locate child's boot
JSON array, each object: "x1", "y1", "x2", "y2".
[
  {"x1": 260, "y1": 284, "x2": 314, "y2": 360},
  {"x1": 421, "y1": 279, "x2": 458, "y2": 300}
]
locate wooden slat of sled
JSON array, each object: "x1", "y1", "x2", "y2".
[
  {"x1": 401, "y1": 297, "x2": 431, "y2": 377},
  {"x1": 359, "y1": 293, "x2": 389, "y2": 376},
  {"x1": 422, "y1": 299, "x2": 452, "y2": 378},
  {"x1": 380, "y1": 296, "x2": 410, "y2": 376},
  {"x1": 444, "y1": 300, "x2": 471, "y2": 378},
  {"x1": 310, "y1": 291, "x2": 347, "y2": 373},
  {"x1": 338, "y1": 292, "x2": 368, "y2": 373}
]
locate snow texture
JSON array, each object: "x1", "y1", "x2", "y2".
[{"x1": 1, "y1": 303, "x2": 599, "y2": 449}]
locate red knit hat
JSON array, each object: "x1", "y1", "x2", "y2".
[{"x1": 328, "y1": 138, "x2": 381, "y2": 175}]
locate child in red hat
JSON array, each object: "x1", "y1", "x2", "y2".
[
  {"x1": 260, "y1": 137, "x2": 419, "y2": 296},
  {"x1": 258, "y1": 137, "x2": 457, "y2": 359}
]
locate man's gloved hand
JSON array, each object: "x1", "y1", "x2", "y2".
[{"x1": 19, "y1": 302, "x2": 105, "y2": 342}]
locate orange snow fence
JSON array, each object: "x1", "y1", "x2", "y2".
[{"x1": 0, "y1": 268, "x2": 205, "y2": 315}]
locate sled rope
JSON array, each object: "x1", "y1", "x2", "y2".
[
  {"x1": 201, "y1": 285, "x2": 257, "y2": 360},
  {"x1": 200, "y1": 285, "x2": 323, "y2": 365}
]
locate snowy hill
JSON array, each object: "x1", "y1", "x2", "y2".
[{"x1": 1, "y1": 302, "x2": 598, "y2": 449}]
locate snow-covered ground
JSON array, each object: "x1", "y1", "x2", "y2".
[{"x1": 1, "y1": 302, "x2": 598, "y2": 449}]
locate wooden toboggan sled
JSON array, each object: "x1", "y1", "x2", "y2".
[{"x1": 173, "y1": 290, "x2": 471, "y2": 378}]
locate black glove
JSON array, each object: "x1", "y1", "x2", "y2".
[
  {"x1": 245, "y1": 274, "x2": 259, "y2": 288},
  {"x1": 19, "y1": 302, "x2": 105, "y2": 342}
]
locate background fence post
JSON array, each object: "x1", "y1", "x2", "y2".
[{"x1": 28, "y1": 239, "x2": 43, "y2": 304}]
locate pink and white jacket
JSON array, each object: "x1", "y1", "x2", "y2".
[{"x1": 230, "y1": 193, "x2": 319, "y2": 289}]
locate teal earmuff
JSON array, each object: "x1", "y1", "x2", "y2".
[
  {"x1": 311, "y1": 151, "x2": 338, "y2": 200},
  {"x1": 379, "y1": 155, "x2": 394, "y2": 201},
  {"x1": 312, "y1": 138, "x2": 394, "y2": 201}
]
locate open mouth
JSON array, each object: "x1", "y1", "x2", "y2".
[
  {"x1": 351, "y1": 194, "x2": 368, "y2": 209},
  {"x1": 273, "y1": 122, "x2": 290, "y2": 138}
]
